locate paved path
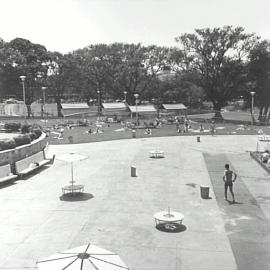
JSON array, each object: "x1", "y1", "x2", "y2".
[
  {"x1": 204, "y1": 153, "x2": 270, "y2": 270},
  {"x1": 0, "y1": 135, "x2": 269, "y2": 270}
]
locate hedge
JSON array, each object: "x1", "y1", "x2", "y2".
[
  {"x1": 4, "y1": 122, "x2": 21, "y2": 132},
  {"x1": 21, "y1": 124, "x2": 32, "y2": 134},
  {"x1": 29, "y1": 132, "x2": 37, "y2": 141},
  {"x1": 0, "y1": 139, "x2": 16, "y2": 151},
  {"x1": 13, "y1": 135, "x2": 31, "y2": 147},
  {"x1": 32, "y1": 129, "x2": 42, "y2": 138}
]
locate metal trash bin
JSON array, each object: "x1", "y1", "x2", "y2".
[
  {"x1": 200, "y1": 185, "x2": 210, "y2": 199},
  {"x1": 131, "y1": 166, "x2": 136, "y2": 177},
  {"x1": 197, "y1": 136, "x2": 200, "y2": 142},
  {"x1": 68, "y1": 136, "x2": 73, "y2": 144},
  {"x1": 132, "y1": 129, "x2": 136, "y2": 138}
]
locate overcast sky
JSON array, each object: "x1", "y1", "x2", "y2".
[{"x1": 0, "y1": 0, "x2": 269, "y2": 53}]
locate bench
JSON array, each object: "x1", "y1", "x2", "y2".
[
  {"x1": 0, "y1": 164, "x2": 18, "y2": 184},
  {"x1": 258, "y1": 135, "x2": 270, "y2": 141},
  {"x1": 149, "y1": 150, "x2": 165, "y2": 158},
  {"x1": 62, "y1": 184, "x2": 84, "y2": 194},
  {"x1": 15, "y1": 151, "x2": 52, "y2": 178}
]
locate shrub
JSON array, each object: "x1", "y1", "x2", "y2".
[
  {"x1": 21, "y1": 124, "x2": 31, "y2": 134},
  {"x1": 77, "y1": 120, "x2": 89, "y2": 126},
  {"x1": 29, "y1": 132, "x2": 37, "y2": 141},
  {"x1": 4, "y1": 122, "x2": 21, "y2": 132},
  {"x1": 32, "y1": 123, "x2": 42, "y2": 130},
  {"x1": 32, "y1": 129, "x2": 42, "y2": 138},
  {"x1": 13, "y1": 135, "x2": 31, "y2": 147},
  {"x1": 0, "y1": 139, "x2": 16, "y2": 151}
]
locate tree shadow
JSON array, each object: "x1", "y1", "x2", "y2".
[
  {"x1": 59, "y1": 192, "x2": 94, "y2": 202},
  {"x1": 156, "y1": 223, "x2": 187, "y2": 233}
]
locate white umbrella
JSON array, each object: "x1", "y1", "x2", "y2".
[
  {"x1": 57, "y1": 153, "x2": 87, "y2": 188},
  {"x1": 37, "y1": 243, "x2": 129, "y2": 270}
]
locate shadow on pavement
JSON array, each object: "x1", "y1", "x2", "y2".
[
  {"x1": 0, "y1": 181, "x2": 17, "y2": 189},
  {"x1": 59, "y1": 192, "x2": 94, "y2": 202},
  {"x1": 20, "y1": 165, "x2": 51, "y2": 180},
  {"x1": 227, "y1": 200, "x2": 243, "y2": 205},
  {"x1": 156, "y1": 223, "x2": 187, "y2": 233}
]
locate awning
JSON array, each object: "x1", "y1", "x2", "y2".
[
  {"x1": 162, "y1": 104, "x2": 187, "y2": 110},
  {"x1": 128, "y1": 105, "x2": 157, "y2": 113},
  {"x1": 61, "y1": 103, "x2": 89, "y2": 109},
  {"x1": 102, "y1": 102, "x2": 127, "y2": 110}
]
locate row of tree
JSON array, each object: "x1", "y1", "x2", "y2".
[{"x1": 0, "y1": 25, "x2": 269, "y2": 120}]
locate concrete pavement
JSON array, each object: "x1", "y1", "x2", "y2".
[{"x1": 0, "y1": 135, "x2": 269, "y2": 269}]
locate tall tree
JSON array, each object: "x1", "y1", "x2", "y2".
[
  {"x1": 4, "y1": 38, "x2": 49, "y2": 117},
  {"x1": 248, "y1": 40, "x2": 270, "y2": 123},
  {"x1": 45, "y1": 52, "x2": 81, "y2": 117},
  {"x1": 176, "y1": 26, "x2": 259, "y2": 119}
]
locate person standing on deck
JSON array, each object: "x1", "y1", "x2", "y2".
[{"x1": 223, "y1": 163, "x2": 237, "y2": 203}]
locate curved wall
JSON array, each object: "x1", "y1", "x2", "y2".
[{"x1": 0, "y1": 133, "x2": 48, "y2": 166}]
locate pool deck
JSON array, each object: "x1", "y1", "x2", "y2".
[{"x1": 0, "y1": 135, "x2": 270, "y2": 270}]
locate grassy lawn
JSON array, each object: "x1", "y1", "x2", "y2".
[
  {"x1": 0, "y1": 110, "x2": 268, "y2": 145},
  {"x1": 47, "y1": 120, "x2": 266, "y2": 145}
]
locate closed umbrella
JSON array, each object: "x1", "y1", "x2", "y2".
[{"x1": 37, "y1": 243, "x2": 129, "y2": 270}]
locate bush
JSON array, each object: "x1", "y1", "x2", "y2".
[
  {"x1": 32, "y1": 129, "x2": 42, "y2": 138},
  {"x1": 21, "y1": 124, "x2": 31, "y2": 134},
  {"x1": 4, "y1": 122, "x2": 21, "y2": 132},
  {"x1": 13, "y1": 135, "x2": 31, "y2": 147},
  {"x1": 32, "y1": 123, "x2": 42, "y2": 130},
  {"x1": 77, "y1": 120, "x2": 88, "y2": 126},
  {"x1": 29, "y1": 132, "x2": 37, "y2": 141},
  {"x1": 0, "y1": 139, "x2": 16, "y2": 151}
]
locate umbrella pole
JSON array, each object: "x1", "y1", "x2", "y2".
[{"x1": 71, "y1": 162, "x2": 74, "y2": 192}]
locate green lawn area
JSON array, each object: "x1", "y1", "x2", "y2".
[
  {"x1": 0, "y1": 110, "x2": 268, "y2": 145},
  {"x1": 47, "y1": 120, "x2": 265, "y2": 145}
]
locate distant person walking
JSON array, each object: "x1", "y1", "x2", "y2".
[
  {"x1": 223, "y1": 164, "x2": 237, "y2": 203},
  {"x1": 184, "y1": 118, "x2": 189, "y2": 133},
  {"x1": 210, "y1": 121, "x2": 215, "y2": 136}
]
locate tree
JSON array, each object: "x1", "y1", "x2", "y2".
[
  {"x1": 175, "y1": 26, "x2": 259, "y2": 119},
  {"x1": 73, "y1": 43, "x2": 182, "y2": 106},
  {"x1": 247, "y1": 40, "x2": 270, "y2": 123},
  {"x1": 45, "y1": 52, "x2": 81, "y2": 117},
  {"x1": 3, "y1": 38, "x2": 49, "y2": 117}
]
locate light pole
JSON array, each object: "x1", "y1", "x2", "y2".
[
  {"x1": 36, "y1": 74, "x2": 43, "y2": 117},
  {"x1": 123, "y1": 91, "x2": 127, "y2": 102},
  {"x1": 19, "y1": 75, "x2": 26, "y2": 105},
  {"x1": 134, "y1": 93, "x2": 139, "y2": 126},
  {"x1": 41, "y1": 87, "x2": 47, "y2": 118},
  {"x1": 97, "y1": 90, "x2": 101, "y2": 119},
  {"x1": 250, "y1": 91, "x2": 256, "y2": 126}
]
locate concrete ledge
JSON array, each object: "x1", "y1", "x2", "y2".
[
  {"x1": 0, "y1": 133, "x2": 48, "y2": 167},
  {"x1": 250, "y1": 151, "x2": 270, "y2": 174}
]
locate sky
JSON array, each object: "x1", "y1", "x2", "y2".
[{"x1": 0, "y1": 0, "x2": 269, "y2": 54}]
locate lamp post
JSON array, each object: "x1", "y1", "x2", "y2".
[
  {"x1": 41, "y1": 87, "x2": 47, "y2": 118},
  {"x1": 19, "y1": 75, "x2": 26, "y2": 117},
  {"x1": 123, "y1": 91, "x2": 127, "y2": 102},
  {"x1": 36, "y1": 74, "x2": 43, "y2": 117},
  {"x1": 250, "y1": 91, "x2": 256, "y2": 126},
  {"x1": 97, "y1": 90, "x2": 101, "y2": 119},
  {"x1": 19, "y1": 75, "x2": 26, "y2": 105},
  {"x1": 134, "y1": 93, "x2": 139, "y2": 126}
]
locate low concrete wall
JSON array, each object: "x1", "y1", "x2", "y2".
[
  {"x1": 250, "y1": 151, "x2": 270, "y2": 174},
  {"x1": 0, "y1": 133, "x2": 48, "y2": 167}
]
